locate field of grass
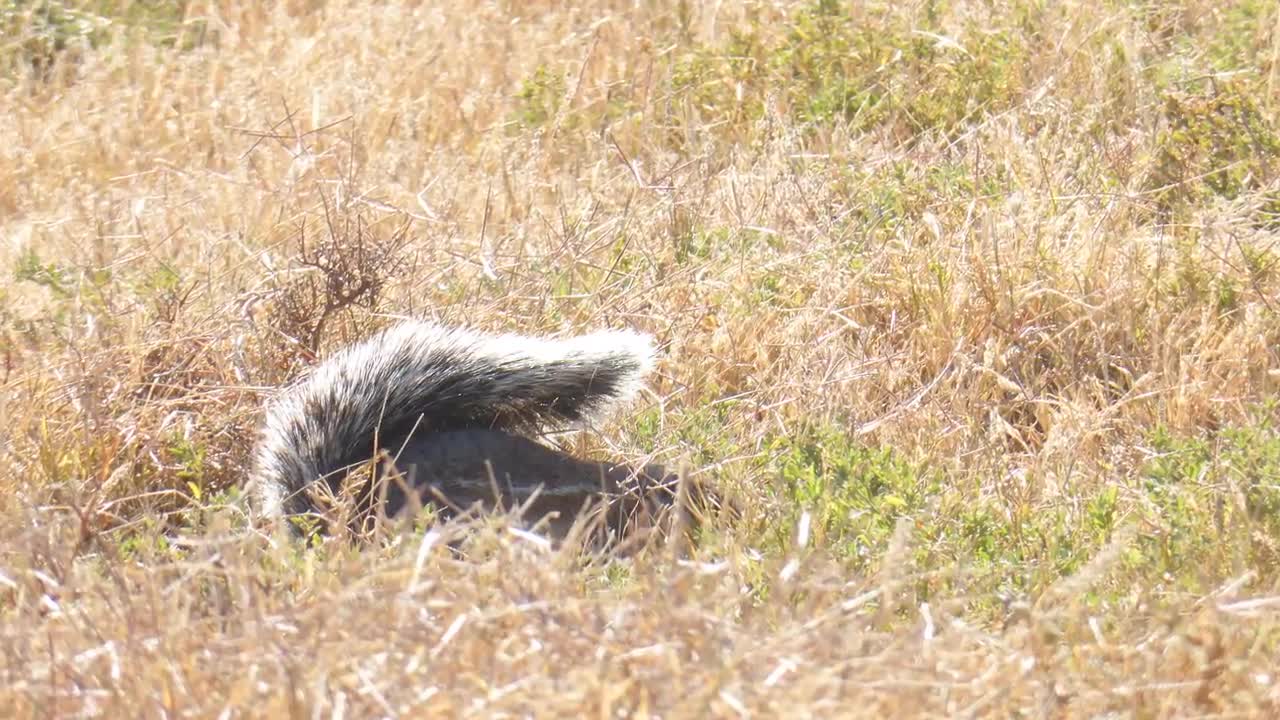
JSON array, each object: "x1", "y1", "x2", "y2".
[{"x1": 3, "y1": 0, "x2": 1280, "y2": 716}]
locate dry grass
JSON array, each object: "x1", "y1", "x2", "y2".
[{"x1": 3, "y1": 0, "x2": 1280, "y2": 716}]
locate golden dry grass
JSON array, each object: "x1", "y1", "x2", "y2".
[{"x1": 4, "y1": 0, "x2": 1280, "y2": 716}]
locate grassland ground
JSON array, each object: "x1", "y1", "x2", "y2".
[{"x1": 4, "y1": 0, "x2": 1280, "y2": 716}]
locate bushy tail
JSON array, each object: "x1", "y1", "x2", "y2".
[{"x1": 251, "y1": 321, "x2": 656, "y2": 517}]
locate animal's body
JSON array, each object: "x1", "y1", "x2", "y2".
[{"x1": 249, "y1": 321, "x2": 676, "y2": 538}]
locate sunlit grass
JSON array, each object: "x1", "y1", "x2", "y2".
[{"x1": 3, "y1": 0, "x2": 1280, "y2": 715}]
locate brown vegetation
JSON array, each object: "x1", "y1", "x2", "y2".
[{"x1": 3, "y1": 0, "x2": 1280, "y2": 716}]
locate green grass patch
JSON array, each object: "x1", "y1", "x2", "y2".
[
  {"x1": 2, "y1": 0, "x2": 208, "y2": 78},
  {"x1": 756, "y1": 412, "x2": 1280, "y2": 614},
  {"x1": 1151, "y1": 79, "x2": 1280, "y2": 219},
  {"x1": 667, "y1": 1, "x2": 1031, "y2": 144}
]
